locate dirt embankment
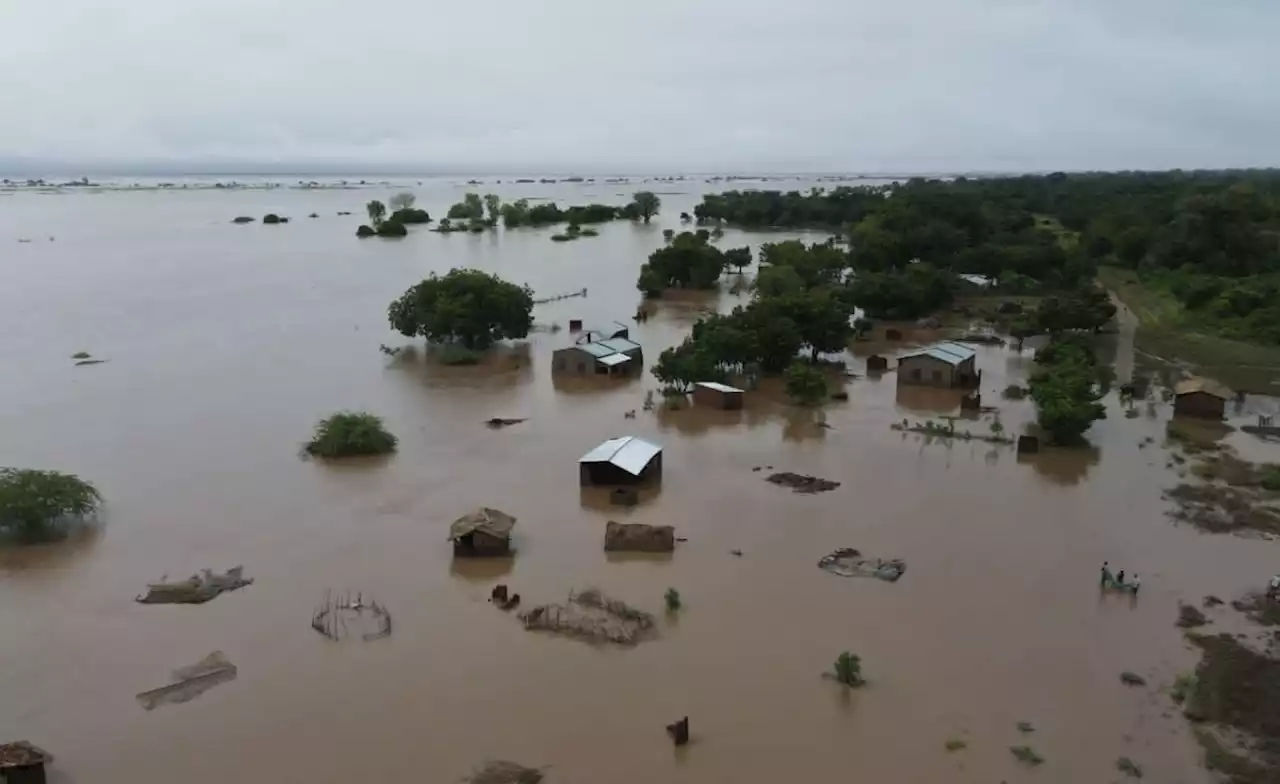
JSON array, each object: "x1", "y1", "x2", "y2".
[
  {"x1": 1183, "y1": 633, "x2": 1280, "y2": 784},
  {"x1": 1162, "y1": 429, "x2": 1280, "y2": 536}
]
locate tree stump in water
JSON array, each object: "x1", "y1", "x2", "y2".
[{"x1": 666, "y1": 716, "x2": 689, "y2": 746}]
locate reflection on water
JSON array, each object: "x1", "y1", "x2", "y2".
[
  {"x1": 895, "y1": 385, "x2": 965, "y2": 415},
  {"x1": 448, "y1": 556, "x2": 515, "y2": 583},
  {"x1": 579, "y1": 484, "x2": 663, "y2": 512},
  {"x1": 1020, "y1": 444, "x2": 1102, "y2": 485}
]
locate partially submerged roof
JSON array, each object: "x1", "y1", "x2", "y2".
[
  {"x1": 598, "y1": 353, "x2": 633, "y2": 367},
  {"x1": 597, "y1": 337, "x2": 642, "y2": 354},
  {"x1": 695, "y1": 381, "x2": 744, "y2": 394},
  {"x1": 449, "y1": 507, "x2": 516, "y2": 541},
  {"x1": 897, "y1": 341, "x2": 977, "y2": 366},
  {"x1": 579, "y1": 436, "x2": 662, "y2": 476},
  {"x1": 1175, "y1": 377, "x2": 1234, "y2": 400},
  {"x1": 574, "y1": 341, "x2": 618, "y2": 359}
]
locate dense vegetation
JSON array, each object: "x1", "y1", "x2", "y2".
[
  {"x1": 0, "y1": 468, "x2": 101, "y2": 542},
  {"x1": 650, "y1": 240, "x2": 855, "y2": 391},
  {"x1": 357, "y1": 196, "x2": 427, "y2": 238},
  {"x1": 695, "y1": 170, "x2": 1280, "y2": 343},
  {"x1": 785, "y1": 361, "x2": 829, "y2": 405},
  {"x1": 305, "y1": 412, "x2": 398, "y2": 458},
  {"x1": 637, "y1": 232, "x2": 743, "y2": 295},
  {"x1": 1029, "y1": 335, "x2": 1108, "y2": 444},
  {"x1": 388, "y1": 268, "x2": 533, "y2": 350}
]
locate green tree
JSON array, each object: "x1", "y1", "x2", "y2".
[
  {"x1": 636, "y1": 232, "x2": 728, "y2": 293},
  {"x1": 832, "y1": 651, "x2": 864, "y2": 686},
  {"x1": 724, "y1": 246, "x2": 752, "y2": 272},
  {"x1": 651, "y1": 339, "x2": 726, "y2": 392},
  {"x1": 483, "y1": 194, "x2": 502, "y2": 225},
  {"x1": 1029, "y1": 337, "x2": 1106, "y2": 444},
  {"x1": 785, "y1": 361, "x2": 828, "y2": 405},
  {"x1": 388, "y1": 268, "x2": 534, "y2": 350},
  {"x1": 305, "y1": 412, "x2": 398, "y2": 458},
  {"x1": 0, "y1": 468, "x2": 101, "y2": 542},
  {"x1": 366, "y1": 200, "x2": 387, "y2": 226},
  {"x1": 632, "y1": 191, "x2": 661, "y2": 223},
  {"x1": 501, "y1": 199, "x2": 531, "y2": 228},
  {"x1": 447, "y1": 193, "x2": 485, "y2": 221}
]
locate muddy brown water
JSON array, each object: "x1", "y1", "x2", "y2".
[{"x1": 2, "y1": 176, "x2": 1278, "y2": 783}]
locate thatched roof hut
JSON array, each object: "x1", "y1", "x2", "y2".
[{"x1": 449, "y1": 508, "x2": 516, "y2": 557}]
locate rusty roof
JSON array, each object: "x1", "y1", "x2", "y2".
[{"x1": 1174, "y1": 377, "x2": 1234, "y2": 400}]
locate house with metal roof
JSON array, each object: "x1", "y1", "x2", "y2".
[
  {"x1": 692, "y1": 381, "x2": 744, "y2": 410},
  {"x1": 553, "y1": 336, "x2": 644, "y2": 377},
  {"x1": 1173, "y1": 377, "x2": 1233, "y2": 420},
  {"x1": 896, "y1": 341, "x2": 980, "y2": 388},
  {"x1": 579, "y1": 436, "x2": 663, "y2": 486},
  {"x1": 576, "y1": 321, "x2": 631, "y2": 343}
]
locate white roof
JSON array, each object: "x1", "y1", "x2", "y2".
[
  {"x1": 579, "y1": 436, "x2": 662, "y2": 476},
  {"x1": 897, "y1": 341, "x2": 976, "y2": 366},
  {"x1": 959, "y1": 274, "x2": 993, "y2": 287},
  {"x1": 598, "y1": 353, "x2": 633, "y2": 367},
  {"x1": 695, "y1": 381, "x2": 743, "y2": 394}
]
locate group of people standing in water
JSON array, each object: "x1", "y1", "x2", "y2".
[{"x1": 1100, "y1": 562, "x2": 1140, "y2": 593}]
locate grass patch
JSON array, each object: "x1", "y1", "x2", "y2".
[
  {"x1": 1181, "y1": 633, "x2": 1280, "y2": 784},
  {"x1": 664, "y1": 588, "x2": 681, "y2": 611},
  {"x1": 304, "y1": 411, "x2": 397, "y2": 458},
  {"x1": 1116, "y1": 756, "x2": 1144, "y2": 778},
  {"x1": 944, "y1": 738, "x2": 967, "y2": 752},
  {"x1": 1100, "y1": 266, "x2": 1280, "y2": 391},
  {"x1": 1010, "y1": 745, "x2": 1044, "y2": 766}
]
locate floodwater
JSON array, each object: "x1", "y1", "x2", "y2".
[{"x1": 1, "y1": 175, "x2": 1277, "y2": 784}]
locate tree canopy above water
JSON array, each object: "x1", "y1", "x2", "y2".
[
  {"x1": 0, "y1": 468, "x2": 101, "y2": 543},
  {"x1": 388, "y1": 268, "x2": 533, "y2": 350}
]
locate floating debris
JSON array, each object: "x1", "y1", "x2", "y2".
[
  {"x1": 666, "y1": 716, "x2": 689, "y2": 746},
  {"x1": 74, "y1": 359, "x2": 106, "y2": 366},
  {"x1": 765, "y1": 472, "x2": 840, "y2": 494},
  {"x1": 310, "y1": 590, "x2": 392, "y2": 641},
  {"x1": 1120, "y1": 671, "x2": 1147, "y2": 686},
  {"x1": 136, "y1": 651, "x2": 237, "y2": 711},
  {"x1": 818, "y1": 549, "x2": 906, "y2": 582},
  {"x1": 485, "y1": 417, "x2": 526, "y2": 428},
  {"x1": 136, "y1": 566, "x2": 253, "y2": 604},
  {"x1": 0, "y1": 741, "x2": 53, "y2": 770},
  {"x1": 1177, "y1": 603, "x2": 1208, "y2": 628},
  {"x1": 1010, "y1": 745, "x2": 1044, "y2": 765},
  {"x1": 1016, "y1": 721, "x2": 1035, "y2": 733},
  {"x1": 1116, "y1": 756, "x2": 1144, "y2": 778}
]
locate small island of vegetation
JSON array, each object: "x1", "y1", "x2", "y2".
[
  {"x1": 0, "y1": 468, "x2": 101, "y2": 543},
  {"x1": 357, "y1": 194, "x2": 428, "y2": 239},
  {"x1": 387, "y1": 268, "x2": 534, "y2": 364},
  {"x1": 304, "y1": 412, "x2": 398, "y2": 458}
]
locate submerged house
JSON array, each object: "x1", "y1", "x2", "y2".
[
  {"x1": 1173, "y1": 377, "x2": 1233, "y2": 420},
  {"x1": 449, "y1": 507, "x2": 516, "y2": 557},
  {"x1": 552, "y1": 337, "x2": 644, "y2": 377},
  {"x1": 896, "y1": 341, "x2": 979, "y2": 388},
  {"x1": 576, "y1": 321, "x2": 631, "y2": 342},
  {"x1": 692, "y1": 381, "x2": 744, "y2": 410},
  {"x1": 579, "y1": 436, "x2": 663, "y2": 486}
]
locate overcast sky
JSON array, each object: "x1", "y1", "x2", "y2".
[{"x1": 1, "y1": 0, "x2": 1276, "y2": 173}]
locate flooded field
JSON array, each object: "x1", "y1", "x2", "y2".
[{"x1": 1, "y1": 176, "x2": 1277, "y2": 783}]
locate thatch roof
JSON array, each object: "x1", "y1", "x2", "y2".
[
  {"x1": 449, "y1": 507, "x2": 516, "y2": 541},
  {"x1": 1174, "y1": 377, "x2": 1234, "y2": 400}
]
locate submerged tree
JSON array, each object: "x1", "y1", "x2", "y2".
[
  {"x1": 483, "y1": 194, "x2": 502, "y2": 226},
  {"x1": 0, "y1": 468, "x2": 101, "y2": 542},
  {"x1": 832, "y1": 651, "x2": 864, "y2": 686},
  {"x1": 305, "y1": 412, "x2": 398, "y2": 458},
  {"x1": 388, "y1": 192, "x2": 416, "y2": 211},
  {"x1": 632, "y1": 191, "x2": 661, "y2": 223},
  {"x1": 388, "y1": 268, "x2": 534, "y2": 350},
  {"x1": 366, "y1": 200, "x2": 387, "y2": 226},
  {"x1": 785, "y1": 361, "x2": 828, "y2": 406},
  {"x1": 1029, "y1": 336, "x2": 1107, "y2": 444}
]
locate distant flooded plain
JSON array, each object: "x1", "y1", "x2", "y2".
[{"x1": 1, "y1": 176, "x2": 1274, "y2": 783}]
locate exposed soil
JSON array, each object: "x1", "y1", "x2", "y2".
[
  {"x1": 765, "y1": 472, "x2": 840, "y2": 494},
  {"x1": 1184, "y1": 633, "x2": 1280, "y2": 784},
  {"x1": 1164, "y1": 482, "x2": 1280, "y2": 535}
]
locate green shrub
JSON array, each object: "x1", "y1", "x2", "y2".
[
  {"x1": 664, "y1": 588, "x2": 682, "y2": 611},
  {"x1": 785, "y1": 361, "x2": 828, "y2": 406},
  {"x1": 579, "y1": 228, "x2": 599, "y2": 237},
  {"x1": 0, "y1": 468, "x2": 101, "y2": 542},
  {"x1": 390, "y1": 207, "x2": 431, "y2": 225},
  {"x1": 305, "y1": 412, "x2": 398, "y2": 458},
  {"x1": 832, "y1": 651, "x2": 863, "y2": 686},
  {"x1": 263, "y1": 214, "x2": 282, "y2": 224},
  {"x1": 356, "y1": 224, "x2": 376, "y2": 238},
  {"x1": 376, "y1": 220, "x2": 408, "y2": 238},
  {"x1": 550, "y1": 233, "x2": 575, "y2": 242}
]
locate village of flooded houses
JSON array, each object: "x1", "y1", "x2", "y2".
[{"x1": 2, "y1": 178, "x2": 1279, "y2": 784}]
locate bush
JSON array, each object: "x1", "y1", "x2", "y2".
[
  {"x1": 785, "y1": 361, "x2": 828, "y2": 406},
  {"x1": 579, "y1": 228, "x2": 599, "y2": 237},
  {"x1": 390, "y1": 208, "x2": 431, "y2": 225},
  {"x1": 376, "y1": 220, "x2": 408, "y2": 238},
  {"x1": 832, "y1": 651, "x2": 863, "y2": 686},
  {"x1": 0, "y1": 468, "x2": 101, "y2": 542},
  {"x1": 550, "y1": 233, "x2": 575, "y2": 242},
  {"x1": 304, "y1": 412, "x2": 398, "y2": 458},
  {"x1": 356, "y1": 224, "x2": 376, "y2": 238},
  {"x1": 232, "y1": 216, "x2": 255, "y2": 224},
  {"x1": 664, "y1": 588, "x2": 682, "y2": 611},
  {"x1": 263, "y1": 214, "x2": 282, "y2": 224}
]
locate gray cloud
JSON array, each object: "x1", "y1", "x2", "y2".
[{"x1": 1, "y1": 0, "x2": 1277, "y2": 172}]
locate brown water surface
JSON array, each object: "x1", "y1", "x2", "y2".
[{"x1": 1, "y1": 176, "x2": 1276, "y2": 783}]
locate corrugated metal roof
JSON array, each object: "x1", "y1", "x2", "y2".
[
  {"x1": 695, "y1": 381, "x2": 744, "y2": 393},
  {"x1": 579, "y1": 436, "x2": 662, "y2": 476},
  {"x1": 897, "y1": 341, "x2": 977, "y2": 366},
  {"x1": 597, "y1": 337, "x2": 642, "y2": 353},
  {"x1": 1175, "y1": 377, "x2": 1234, "y2": 400},
  {"x1": 575, "y1": 342, "x2": 617, "y2": 359},
  {"x1": 598, "y1": 353, "x2": 633, "y2": 367}
]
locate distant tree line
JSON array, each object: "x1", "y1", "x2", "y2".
[{"x1": 694, "y1": 170, "x2": 1280, "y2": 344}]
